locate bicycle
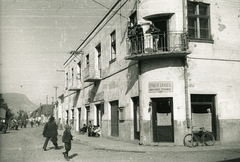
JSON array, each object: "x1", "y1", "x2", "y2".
[{"x1": 183, "y1": 126, "x2": 215, "y2": 147}]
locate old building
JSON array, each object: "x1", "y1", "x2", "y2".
[{"x1": 61, "y1": 0, "x2": 240, "y2": 145}]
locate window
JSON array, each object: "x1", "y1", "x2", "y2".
[
  {"x1": 187, "y1": 1, "x2": 211, "y2": 40},
  {"x1": 129, "y1": 11, "x2": 137, "y2": 27},
  {"x1": 96, "y1": 43, "x2": 101, "y2": 70},
  {"x1": 71, "y1": 68, "x2": 74, "y2": 86},
  {"x1": 86, "y1": 54, "x2": 89, "y2": 67},
  {"x1": 110, "y1": 30, "x2": 116, "y2": 61},
  {"x1": 191, "y1": 94, "x2": 216, "y2": 135},
  {"x1": 77, "y1": 62, "x2": 81, "y2": 80},
  {"x1": 65, "y1": 72, "x2": 68, "y2": 89}
]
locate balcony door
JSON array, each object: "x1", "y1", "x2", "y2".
[{"x1": 153, "y1": 20, "x2": 168, "y2": 51}]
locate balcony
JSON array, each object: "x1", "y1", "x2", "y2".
[
  {"x1": 68, "y1": 75, "x2": 82, "y2": 91},
  {"x1": 125, "y1": 32, "x2": 190, "y2": 60},
  {"x1": 84, "y1": 66, "x2": 101, "y2": 82}
]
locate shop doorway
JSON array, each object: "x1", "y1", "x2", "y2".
[
  {"x1": 152, "y1": 98, "x2": 174, "y2": 142},
  {"x1": 191, "y1": 94, "x2": 217, "y2": 139}
]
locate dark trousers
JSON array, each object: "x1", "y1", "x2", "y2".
[
  {"x1": 43, "y1": 137, "x2": 58, "y2": 149},
  {"x1": 63, "y1": 142, "x2": 71, "y2": 158},
  {"x1": 64, "y1": 142, "x2": 71, "y2": 151}
]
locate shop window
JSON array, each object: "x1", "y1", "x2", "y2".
[
  {"x1": 191, "y1": 94, "x2": 216, "y2": 133},
  {"x1": 187, "y1": 1, "x2": 212, "y2": 41}
]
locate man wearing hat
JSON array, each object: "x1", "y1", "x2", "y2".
[{"x1": 42, "y1": 116, "x2": 59, "y2": 151}]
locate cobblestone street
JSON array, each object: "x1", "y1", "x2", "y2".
[{"x1": 0, "y1": 125, "x2": 240, "y2": 162}]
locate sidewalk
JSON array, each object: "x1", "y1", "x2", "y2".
[{"x1": 58, "y1": 129, "x2": 240, "y2": 153}]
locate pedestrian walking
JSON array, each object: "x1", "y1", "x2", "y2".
[
  {"x1": 42, "y1": 116, "x2": 59, "y2": 151},
  {"x1": 62, "y1": 124, "x2": 73, "y2": 160}
]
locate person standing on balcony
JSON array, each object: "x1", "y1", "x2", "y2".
[{"x1": 145, "y1": 24, "x2": 161, "y2": 52}]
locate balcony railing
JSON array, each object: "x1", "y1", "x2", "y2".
[
  {"x1": 125, "y1": 31, "x2": 190, "y2": 60},
  {"x1": 68, "y1": 75, "x2": 82, "y2": 91},
  {"x1": 84, "y1": 66, "x2": 101, "y2": 82}
]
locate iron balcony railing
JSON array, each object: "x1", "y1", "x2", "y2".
[{"x1": 126, "y1": 31, "x2": 189, "y2": 56}]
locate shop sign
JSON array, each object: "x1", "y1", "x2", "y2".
[{"x1": 149, "y1": 81, "x2": 173, "y2": 93}]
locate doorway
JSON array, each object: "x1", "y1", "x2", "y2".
[
  {"x1": 132, "y1": 97, "x2": 140, "y2": 140},
  {"x1": 86, "y1": 106, "x2": 90, "y2": 126},
  {"x1": 153, "y1": 20, "x2": 168, "y2": 51},
  {"x1": 78, "y1": 108, "x2": 81, "y2": 133},
  {"x1": 152, "y1": 98, "x2": 174, "y2": 142},
  {"x1": 110, "y1": 100, "x2": 119, "y2": 137},
  {"x1": 95, "y1": 104, "x2": 102, "y2": 127}
]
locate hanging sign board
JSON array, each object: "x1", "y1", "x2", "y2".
[{"x1": 148, "y1": 81, "x2": 173, "y2": 93}]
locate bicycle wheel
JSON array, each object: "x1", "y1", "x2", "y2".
[
  {"x1": 202, "y1": 132, "x2": 215, "y2": 146},
  {"x1": 183, "y1": 134, "x2": 198, "y2": 147}
]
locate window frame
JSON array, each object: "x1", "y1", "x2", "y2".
[{"x1": 187, "y1": 1, "x2": 213, "y2": 43}]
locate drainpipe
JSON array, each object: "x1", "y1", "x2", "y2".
[
  {"x1": 182, "y1": 0, "x2": 187, "y2": 32},
  {"x1": 184, "y1": 58, "x2": 191, "y2": 128},
  {"x1": 136, "y1": 0, "x2": 144, "y2": 145},
  {"x1": 138, "y1": 61, "x2": 143, "y2": 145},
  {"x1": 182, "y1": 0, "x2": 191, "y2": 129}
]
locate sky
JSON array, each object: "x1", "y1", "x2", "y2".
[{"x1": 0, "y1": 0, "x2": 115, "y2": 105}]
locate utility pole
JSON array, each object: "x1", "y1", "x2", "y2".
[
  {"x1": 46, "y1": 95, "x2": 48, "y2": 104},
  {"x1": 53, "y1": 86, "x2": 59, "y2": 120}
]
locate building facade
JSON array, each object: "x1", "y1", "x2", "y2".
[{"x1": 61, "y1": 0, "x2": 240, "y2": 145}]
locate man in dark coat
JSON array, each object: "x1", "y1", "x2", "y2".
[{"x1": 42, "y1": 116, "x2": 59, "y2": 151}]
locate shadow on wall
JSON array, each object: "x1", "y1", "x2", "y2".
[
  {"x1": 125, "y1": 61, "x2": 138, "y2": 95},
  {"x1": 88, "y1": 82, "x2": 100, "y2": 102}
]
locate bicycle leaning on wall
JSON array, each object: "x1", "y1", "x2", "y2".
[{"x1": 183, "y1": 126, "x2": 215, "y2": 147}]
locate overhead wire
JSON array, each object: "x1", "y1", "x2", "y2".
[{"x1": 91, "y1": 0, "x2": 128, "y2": 20}]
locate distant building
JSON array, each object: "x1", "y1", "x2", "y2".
[{"x1": 61, "y1": 0, "x2": 240, "y2": 145}]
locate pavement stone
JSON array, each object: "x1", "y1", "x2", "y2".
[{"x1": 57, "y1": 129, "x2": 240, "y2": 153}]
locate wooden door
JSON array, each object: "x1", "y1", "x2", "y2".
[
  {"x1": 152, "y1": 98, "x2": 174, "y2": 142},
  {"x1": 110, "y1": 101, "x2": 119, "y2": 137}
]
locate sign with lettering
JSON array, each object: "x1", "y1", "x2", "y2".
[{"x1": 149, "y1": 81, "x2": 173, "y2": 93}]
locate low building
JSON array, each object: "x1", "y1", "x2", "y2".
[{"x1": 62, "y1": 0, "x2": 240, "y2": 145}]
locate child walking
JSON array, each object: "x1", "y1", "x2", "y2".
[{"x1": 62, "y1": 124, "x2": 73, "y2": 160}]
